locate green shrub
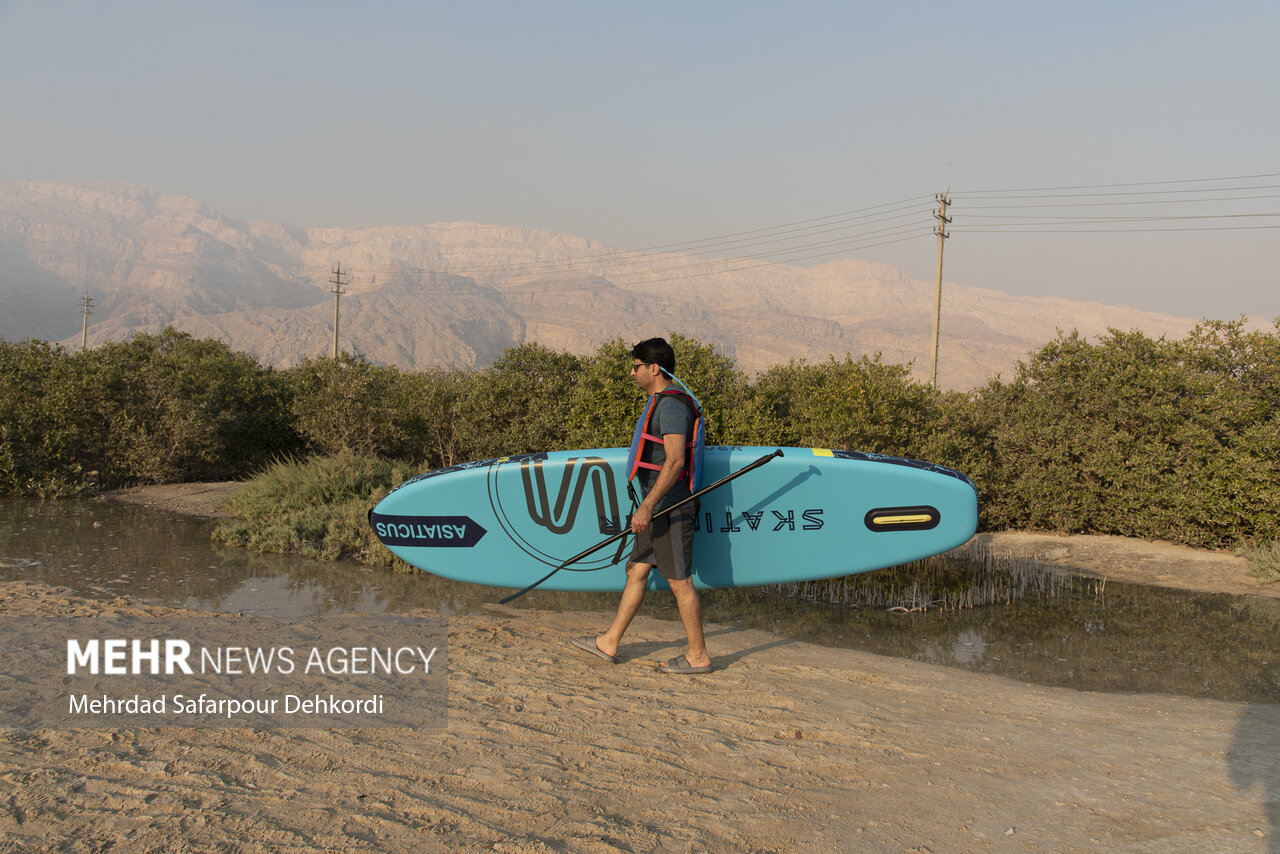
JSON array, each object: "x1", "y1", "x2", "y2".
[
  {"x1": 985, "y1": 325, "x2": 1280, "y2": 548},
  {"x1": 284, "y1": 353, "x2": 420, "y2": 459},
  {"x1": 400, "y1": 367, "x2": 468, "y2": 471},
  {"x1": 915, "y1": 384, "x2": 1005, "y2": 522},
  {"x1": 664, "y1": 333, "x2": 778, "y2": 447},
  {"x1": 753, "y1": 353, "x2": 935, "y2": 457},
  {"x1": 213, "y1": 450, "x2": 408, "y2": 564},
  {"x1": 90, "y1": 329, "x2": 296, "y2": 485},
  {"x1": 453, "y1": 342, "x2": 583, "y2": 460},
  {"x1": 7, "y1": 321, "x2": 1280, "y2": 554},
  {"x1": 0, "y1": 339, "x2": 101, "y2": 495},
  {"x1": 567, "y1": 338, "x2": 639, "y2": 449},
  {"x1": 0, "y1": 329, "x2": 295, "y2": 493}
]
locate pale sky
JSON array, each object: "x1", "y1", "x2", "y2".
[{"x1": 2, "y1": 1, "x2": 1277, "y2": 320}]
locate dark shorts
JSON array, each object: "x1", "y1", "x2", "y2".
[{"x1": 628, "y1": 503, "x2": 696, "y2": 581}]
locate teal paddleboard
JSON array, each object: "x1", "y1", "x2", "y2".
[{"x1": 370, "y1": 446, "x2": 979, "y2": 592}]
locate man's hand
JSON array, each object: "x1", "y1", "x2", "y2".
[{"x1": 631, "y1": 503, "x2": 653, "y2": 534}]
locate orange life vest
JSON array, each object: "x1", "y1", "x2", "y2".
[{"x1": 625, "y1": 388, "x2": 705, "y2": 493}]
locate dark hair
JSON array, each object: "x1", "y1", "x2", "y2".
[{"x1": 632, "y1": 337, "x2": 676, "y2": 375}]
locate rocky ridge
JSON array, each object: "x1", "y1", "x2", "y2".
[{"x1": 0, "y1": 179, "x2": 1210, "y2": 388}]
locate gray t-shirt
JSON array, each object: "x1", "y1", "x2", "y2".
[{"x1": 637, "y1": 392, "x2": 695, "y2": 511}]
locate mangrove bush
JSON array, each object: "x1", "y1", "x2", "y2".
[{"x1": 4, "y1": 321, "x2": 1278, "y2": 557}]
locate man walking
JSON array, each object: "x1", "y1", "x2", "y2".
[{"x1": 570, "y1": 337, "x2": 712, "y2": 674}]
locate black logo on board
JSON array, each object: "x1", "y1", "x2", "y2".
[{"x1": 521, "y1": 457, "x2": 621, "y2": 535}]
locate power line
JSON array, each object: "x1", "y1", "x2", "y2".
[
  {"x1": 951, "y1": 224, "x2": 1280, "y2": 234},
  {"x1": 344, "y1": 212, "x2": 937, "y2": 294},
  {"x1": 620, "y1": 194, "x2": 936, "y2": 254},
  {"x1": 345, "y1": 173, "x2": 1275, "y2": 292},
  {"x1": 6, "y1": 169, "x2": 1275, "y2": 351},
  {"x1": 582, "y1": 221, "x2": 934, "y2": 281},
  {"x1": 956, "y1": 192, "x2": 1280, "y2": 211},
  {"x1": 352, "y1": 197, "x2": 937, "y2": 283},
  {"x1": 357, "y1": 224, "x2": 935, "y2": 295},
  {"x1": 955, "y1": 212, "x2": 1280, "y2": 223},
  {"x1": 488, "y1": 231, "x2": 934, "y2": 295},
  {"x1": 949, "y1": 171, "x2": 1280, "y2": 196},
  {"x1": 953, "y1": 188, "x2": 1280, "y2": 203}
]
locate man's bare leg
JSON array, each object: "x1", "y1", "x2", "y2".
[
  {"x1": 663, "y1": 576, "x2": 710, "y2": 668},
  {"x1": 595, "y1": 562, "x2": 651, "y2": 658}
]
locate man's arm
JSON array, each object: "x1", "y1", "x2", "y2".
[{"x1": 630, "y1": 433, "x2": 686, "y2": 534}]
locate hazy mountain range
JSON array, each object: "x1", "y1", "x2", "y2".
[{"x1": 0, "y1": 180, "x2": 1222, "y2": 390}]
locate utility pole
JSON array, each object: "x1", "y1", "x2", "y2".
[
  {"x1": 330, "y1": 264, "x2": 347, "y2": 359},
  {"x1": 78, "y1": 293, "x2": 94, "y2": 350},
  {"x1": 928, "y1": 193, "x2": 951, "y2": 389}
]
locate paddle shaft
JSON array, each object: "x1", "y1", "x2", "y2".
[{"x1": 498, "y1": 449, "x2": 783, "y2": 604}]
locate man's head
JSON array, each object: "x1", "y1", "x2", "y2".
[{"x1": 631, "y1": 337, "x2": 676, "y2": 393}]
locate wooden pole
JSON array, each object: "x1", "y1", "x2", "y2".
[
  {"x1": 928, "y1": 193, "x2": 951, "y2": 388},
  {"x1": 330, "y1": 264, "x2": 347, "y2": 358},
  {"x1": 79, "y1": 293, "x2": 94, "y2": 350}
]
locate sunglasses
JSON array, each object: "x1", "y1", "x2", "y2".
[{"x1": 630, "y1": 362, "x2": 653, "y2": 373}]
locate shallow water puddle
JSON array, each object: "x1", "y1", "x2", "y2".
[{"x1": 2, "y1": 497, "x2": 1276, "y2": 702}]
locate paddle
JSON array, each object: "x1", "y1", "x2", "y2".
[{"x1": 498, "y1": 449, "x2": 784, "y2": 604}]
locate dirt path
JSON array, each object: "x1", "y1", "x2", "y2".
[
  {"x1": 46, "y1": 481, "x2": 1273, "y2": 851},
  {"x1": 1, "y1": 582, "x2": 1276, "y2": 853},
  {"x1": 969, "y1": 531, "x2": 1276, "y2": 600},
  {"x1": 102, "y1": 481, "x2": 241, "y2": 519}
]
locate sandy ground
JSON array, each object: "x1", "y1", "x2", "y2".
[
  {"x1": 0, "y1": 482, "x2": 1271, "y2": 853},
  {"x1": 969, "y1": 531, "x2": 1278, "y2": 601},
  {"x1": 102, "y1": 482, "x2": 242, "y2": 520}
]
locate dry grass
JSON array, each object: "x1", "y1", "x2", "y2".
[{"x1": 1242, "y1": 541, "x2": 1280, "y2": 583}]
